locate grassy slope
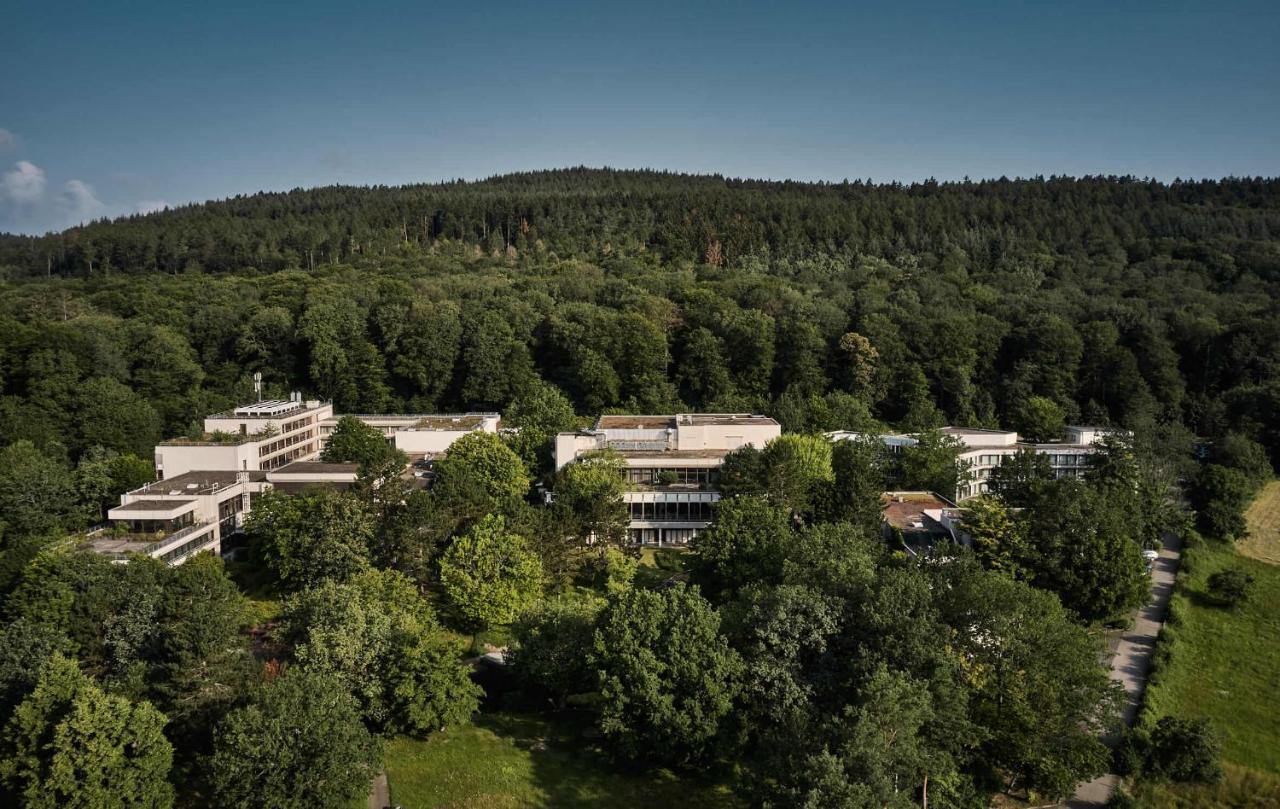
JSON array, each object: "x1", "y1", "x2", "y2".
[
  {"x1": 1133, "y1": 482, "x2": 1280, "y2": 807},
  {"x1": 383, "y1": 712, "x2": 741, "y2": 809},
  {"x1": 1239, "y1": 480, "x2": 1280, "y2": 566}
]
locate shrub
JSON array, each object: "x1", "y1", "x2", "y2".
[
  {"x1": 1206, "y1": 568, "x2": 1255, "y2": 608},
  {"x1": 1148, "y1": 716, "x2": 1223, "y2": 784},
  {"x1": 580, "y1": 547, "x2": 638, "y2": 595},
  {"x1": 1106, "y1": 788, "x2": 1138, "y2": 809},
  {"x1": 1113, "y1": 728, "x2": 1150, "y2": 777}
]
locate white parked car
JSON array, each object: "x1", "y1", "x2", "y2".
[{"x1": 1142, "y1": 549, "x2": 1160, "y2": 571}]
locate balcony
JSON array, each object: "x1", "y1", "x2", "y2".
[{"x1": 87, "y1": 520, "x2": 215, "y2": 563}]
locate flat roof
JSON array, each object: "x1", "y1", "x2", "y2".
[
  {"x1": 596, "y1": 415, "x2": 676, "y2": 430},
  {"x1": 273, "y1": 461, "x2": 360, "y2": 475},
  {"x1": 319, "y1": 413, "x2": 498, "y2": 430},
  {"x1": 269, "y1": 481, "x2": 354, "y2": 495},
  {"x1": 88, "y1": 536, "x2": 164, "y2": 554},
  {"x1": 880, "y1": 491, "x2": 956, "y2": 531},
  {"x1": 678, "y1": 413, "x2": 779, "y2": 426},
  {"x1": 595, "y1": 413, "x2": 779, "y2": 430},
  {"x1": 111, "y1": 498, "x2": 197, "y2": 512},
  {"x1": 208, "y1": 400, "x2": 328, "y2": 420},
  {"x1": 128, "y1": 470, "x2": 267, "y2": 497},
  {"x1": 158, "y1": 433, "x2": 256, "y2": 446},
  {"x1": 412, "y1": 414, "x2": 491, "y2": 430}
]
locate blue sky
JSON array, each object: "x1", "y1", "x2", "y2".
[{"x1": 2, "y1": 0, "x2": 1278, "y2": 234}]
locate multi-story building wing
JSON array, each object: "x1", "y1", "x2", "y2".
[
  {"x1": 554, "y1": 413, "x2": 781, "y2": 545},
  {"x1": 829, "y1": 425, "x2": 1109, "y2": 501},
  {"x1": 155, "y1": 395, "x2": 332, "y2": 480},
  {"x1": 95, "y1": 399, "x2": 498, "y2": 566}
]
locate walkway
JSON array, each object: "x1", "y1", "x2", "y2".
[
  {"x1": 367, "y1": 770, "x2": 389, "y2": 809},
  {"x1": 1066, "y1": 532, "x2": 1183, "y2": 808}
]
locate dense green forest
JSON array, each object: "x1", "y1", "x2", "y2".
[
  {"x1": 0, "y1": 169, "x2": 1277, "y2": 807},
  {"x1": 2, "y1": 169, "x2": 1279, "y2": 462}
]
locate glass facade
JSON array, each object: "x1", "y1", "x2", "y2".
[
  {"x1": 627, "y1": 499, "x2": 715, "y2": 522},
  {"x1": 624, "y1": 466, "x2": 715, "y2": 486}
]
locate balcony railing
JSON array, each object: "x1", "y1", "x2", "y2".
[{"x1": 96, "y1": 520, "x2": 214, "y2": 561}]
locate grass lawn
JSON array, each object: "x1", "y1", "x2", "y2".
[
  {"x1": 1131, "y1": 487, "x2": 1280, "y2": 806},
  {"x1": 1239, "y1": 480, "x2": 1280, "y2": 566},
  {"x1": 383, "y1": 712, "x2": 742, "y2": 809}
]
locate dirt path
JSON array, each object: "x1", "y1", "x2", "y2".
[{"x1": 1065, "y1": 532, "x2": 1182, "y2": 808}]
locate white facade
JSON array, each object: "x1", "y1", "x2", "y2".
[
  {"x1": 155, "y1": 397, "x2": 333, "y2": 480},
  {"x1": 98, "y1": 399, "x2": 496, "y2": 566},
  {"x1": 554, "y1": 414, "x2": 782, "y2": 545},
  {"x1": 97, "y1": 470, "x2": 265, "y2": 565},
  {"x1": 95, "y1": 460, "x2": 363, "y2": 566},
  {"x1": 319, "y1": 412, "x2": 500, "y2": 457},
  {"x1": 829, "y1": 425, "x2": 1109, "y2": 501}
]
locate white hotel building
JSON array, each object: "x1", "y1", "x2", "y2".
[
  {"x1": 89, "y1": 397, "x2": 498, "y2": 566},
  {"x1": 828, "y1": 425, "x2": 1109, "y2": 501},
  {"x1": 554, "y1": 413, "x2": 781, "y2": 545}
]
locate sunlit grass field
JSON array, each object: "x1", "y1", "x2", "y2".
[
  {"x1": 383, "y1": 712, "x2": 741, "y2": 809},
  {"x1": 1133, "y1": 484, "x2": 1280, "y2": 807}
]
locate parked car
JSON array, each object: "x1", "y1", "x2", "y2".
[{"x1": 1142, "y1": 549, "x2": 1160, "y2": 572}]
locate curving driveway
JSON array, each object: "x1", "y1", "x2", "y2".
[{"x1": 1066, "y1": 532, "x2": 1183, "y2": 808}]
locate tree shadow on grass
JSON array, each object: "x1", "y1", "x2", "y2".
[{"x1": 476, "y1": 711, "x2": 740, "y2": 809}]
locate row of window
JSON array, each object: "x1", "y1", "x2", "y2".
[
  {"x1": 628, "y1": 500, "x2": 715, "y2": 522},
  {"x1": 262, "y1": 443, "x2": 315, "y2": 470},
  {"x1": 121, "y1": 512, "x2": 195, "y2": 535},
  {"x1": 624, "y1": 467, "x2": 716, "y2": 486},
  {"x1": 628, "y1": 527, "x2": 699, "y2": 545},
  {"x1": 971, "y1": 451, "x2": 1090, "y2": 468},
  {"x1": 156, "y1": 532, "x2": 217, "y2": 564},
  {"x1": 280, "y1": 415, "x2": 314, "y2": 434},
  {"x1": 1045, "y1": 454, "x2": 1088, "y2": 467},
  {"x1": 259, "y1": 429, "x2": 315, "y2": 458}
]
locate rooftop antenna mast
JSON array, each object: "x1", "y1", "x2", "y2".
[{"x1": 253, "y1": 372, "x2": 263, "y2": 403}]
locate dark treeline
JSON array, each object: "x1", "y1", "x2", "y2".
[{"x1": 2, "y1": 169, "x2": 1279, "y2": 281}]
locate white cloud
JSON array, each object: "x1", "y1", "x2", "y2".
[
  {"x1": 135, "y1": 199, "x2": 169, "y2": 215},
  {"x1": 2, "y1": 160, "x2": 46, "y2": 203},
  {"x1": 0, "y1": 129, "x2": 18, "y2": 152},
  {"x1": 57, "y1": 179, "x2": 105, "y2": 224}
]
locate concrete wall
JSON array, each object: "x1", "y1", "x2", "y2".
[
  {"x1": 674, "y1": 422, "x2": 779, "y2": 451},
  {"x1": 554, "y1": 432, "x2": 605, "y2": 470},
  {"x1": 155, "y1": 443, "x2": 256, "y2": 480},
  {"x1": 394, "y1": 430, "x2": 474, "y2": 456}
]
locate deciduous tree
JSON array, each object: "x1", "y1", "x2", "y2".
[{"x1": 590, "y1": 584, "x2": 743, "y2": 767}]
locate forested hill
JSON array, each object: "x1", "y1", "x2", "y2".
[
  {"x1": 1, "y1": 169, "x2": 1279, "y2": 278},
  {"x1": 0, "y1": 169, "x2": 1278, "y2": 472}
]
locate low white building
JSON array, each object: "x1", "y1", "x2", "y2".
[
  {"x1": 96, "y1": 400, "x2": 499, "y2": 566},
  {"x1": 319, "y1": 412, "x2": 500, "y2": 458},
  {"x1": 92, "y1": 461, "x2": 364, "y2": 566},
  {"x1": 829, "y1": 425, "x2": 1108, "y2": 501},
  {"x1": 554, "y1": 414, "x2": 782, "y2": 545}
]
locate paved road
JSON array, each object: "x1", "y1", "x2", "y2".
[{"x1": 1066, "y1": 532, "x2": 1183, "y2": 808}]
